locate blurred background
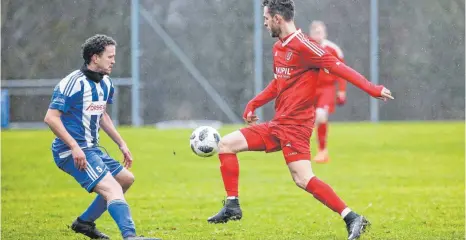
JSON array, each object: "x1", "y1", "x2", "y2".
[{"x1": 1, "y1": 0, "x2": 464, "y2": 128}]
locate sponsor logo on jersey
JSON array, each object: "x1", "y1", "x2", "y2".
[
  {"x1": 84, "y1": 101, "x2": 107, "y2": 115},
  {"x1": 53, "y1": 97, "x2": 66, "y2": 104},
  {"x1": 276, "y1": 67, "x2": 291, "y2": 75},
  {"x1": 275, "y1": 67, "x2": 292, "y2": 79}
]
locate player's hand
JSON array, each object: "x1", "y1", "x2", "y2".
[
  {"x1": 120, "y1": 144, "x2": 133, "y2": 169},
  {"x1": 71, "y1": 146, "x2": 87, "y2": 171},
  {"x1": 377, "y1": 87, "x2": 394, "y2": 101},
  {"x1": 243, "y1": 104, "x2": 259, "y2": 125},
  {"x1": 336, "y1": 91, "x2": 346, "y2": 106},
  {"x1": 244, "y1": 111, "x2": 259, "y2": 126}
]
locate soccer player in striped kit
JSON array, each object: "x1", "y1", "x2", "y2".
[
  {"x1": 45, "y1": 34, "x2": 160, "y2": 240},
  {"x1": 206, "y1": 1, "x2": 393, "y2": 239}
]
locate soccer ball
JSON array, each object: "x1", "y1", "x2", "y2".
[{"x1": 189, "y1": 126, "x2": 221, "y2": 157}]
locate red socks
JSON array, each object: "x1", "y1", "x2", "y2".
[
  {"x1": 219, "y1": 153, "x2": 239, "y2": 197},
  {"x1": 317, "y1": 123, "x2": 328, "y2": 150},
  {"x1": 305, "y1": 177, "x2": 347, "y2": 214},
  {"x1": 219, "y1": 153, "x2": 348, "y2": 216}
]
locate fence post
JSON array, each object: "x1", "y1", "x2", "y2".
[
  {"x1": 254, "y1": 0, "x2": 264, "y2": 121},
  {"x1": 370, "y1": 0, "x2": 379, "y2": 122},
  {"x1": 131, "y1": 0, "x2": 142, "y2": 126}
]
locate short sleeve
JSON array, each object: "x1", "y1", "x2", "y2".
[
  {"x1": 297, "y1": 33, "x2": 341, "y2": 69},
  {"x1": 49, "y1": 75, "x2": 82, "y2": 113}
]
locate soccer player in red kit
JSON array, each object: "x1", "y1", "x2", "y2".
[
  {"x1": 207, "y1": 0, "x2": 393, "y2": 239},
  {"x1": 309, "y1": 20, "x2": 347, "y2": 163}
]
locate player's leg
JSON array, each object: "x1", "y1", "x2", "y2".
[
  {"x1": 56, "y1": 148, "x2": 159, "y2": 240},
  {"x1": 93, "y1": 172, "x2": 135, "y2": 236},
  {"x1": 217, "y1": 130, "x2": 249, "y2": 198},
  {"x1": 284, "y1": 145, "x2": 369, "y2": 240},
  {"x1": 287, "y1": 159, "x2": 348, "y2": 213},
  {"x1": 54, "y1": 150, "x2": 111, "y2": 239},
  {"x1": 92, "y1": 167, "x2": 159, "y2": 239},
  {"x1": 314, "y1": 87, "x2": 336, "y2": 163},
  {"x1": 279, "y1": 125, "x2": 369, "y2": 239},
  {"x1": 77, "y1": 149, "x2": 133, "y2": 225},
  {"x1": 208, "y1": 123, "x2": 279, "y2": 224},
  {"x1": 207, "y1": 130, "x2": 249, "y2": 224},
  {"x1": 287, "y1": 160, "x2": 370, "y2": 239},
  {"x1": 114, "y1": 168, "x2": 135, "y2": 191}
]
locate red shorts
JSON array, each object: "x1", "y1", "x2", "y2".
[
  {"x1": 316, "y1": 85, "x2": 336, "y2": 113},
  {"x1": 239, "y1": 122, "x2": 313, "y2": 164}
]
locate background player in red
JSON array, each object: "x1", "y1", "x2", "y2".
[
  {"x1": 309, "y1": 20, "x2": 347, "y2": 163},
  {"x1": 207, "y1": 0, "x2": 393, "y2": 239}
]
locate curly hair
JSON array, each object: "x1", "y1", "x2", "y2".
[
  {"x1": 262, "y1": 0, "x2": 295, "y2": 21},
  {"x1": 81, "y1": 34, "x2": 117, "y2": 64}
]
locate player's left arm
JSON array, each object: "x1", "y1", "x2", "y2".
[
  {"x1": 301, "y1": 39, "x2": 393, "y2": 100},
  {"x1": 324, "y1": 42, "x2": 347, "y2": 104},
  {"x1": 332, "y1": 46, "x2": 346, "y2": 92},
  {"x1": 100, "y1": 78, "x2": 133, "y2": 168},
  {"x1": 100, "y1": 112, "x2": 133, "y2": 168},
  {"x1": 100, "y1": 112, "x2": 126, "y2": 148},
  {"x1": 328, "y1": 60, "x2": 392, "y2": 100}
]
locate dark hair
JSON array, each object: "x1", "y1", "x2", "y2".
[
  {"x1": 81, "y1": 34, "x2": 117, "y2": 64},
  {"x1": 262, "y1": 0, "x2": 295, "y2": 21}
]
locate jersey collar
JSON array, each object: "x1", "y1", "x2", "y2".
[
  {"x1": 81, "y1": 64, "x2": 105, "y2": 83},
  {"x1": 281, "y1": 29, "x2": 301, "y2": 47}
]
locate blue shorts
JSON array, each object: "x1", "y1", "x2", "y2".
[{"x1": 53, "y1": 147, "x2": 124, "y2": 192}]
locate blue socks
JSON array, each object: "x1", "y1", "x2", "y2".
[
  {"x1": 79, "y1": 194, "x2": 107, "y2": 222},
  {"x1": 107, "y1": 199, "x2": 136, "y2": 238},
  {"x1": 79, "y1": 196, "x2": 136, "y2": 238}
]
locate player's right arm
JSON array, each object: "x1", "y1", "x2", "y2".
[
  {"x1": 44, "y1": 109, "x2": 87, "y2": 171},
  {"x1": 44, "y1": 110, "x2": 80, "y2": 150},
  {"x1": 243, "y1": 79, "x2": 278, "y2": 124},
  {"x1": 44, "y1": 79, "x2": 87, "y2": 170}
]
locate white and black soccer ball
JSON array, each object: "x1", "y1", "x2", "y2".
[{"x1": 189, "y1": 126, "x2": 221, "y2": 157}]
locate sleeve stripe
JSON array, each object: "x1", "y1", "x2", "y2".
[
  {"x1": 63, "y1": 72, "x2": 83, "y2": 96},
  {"x1": 297, "y1": 33, "x2": 325, "y2": 56},
  {"x1": 297, "y1": 33, "x2": 325, "y2": 57},
  {"x1": 64, "y1": 73, "x2": 81, "y2": 96},
  {"x1": 61, "y1": 70, "x2": 79, "y2": 94}
]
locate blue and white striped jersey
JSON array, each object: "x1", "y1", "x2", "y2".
[{"x1": 49, "y1": 69, "x2": 114, "y2": 158}]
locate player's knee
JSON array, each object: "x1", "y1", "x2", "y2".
[
  {"x1": 107, "y1": 180, "x2": 125, "y2": 201},
  {"x1": 315, "y1": 108, "x2": 328, "y2": 124},
  {"x1": 127, "y1": 172, "x2": 135, "y2": 185},
  {"x1": 293, "y1": 173, "x2": 315, "y2": 189},
  {"x1": 218, "y1": 132, "x2": 242, "y2": 154},
  {"x1": 94, "y1": 174, "x2": 125, "y2": 201},
  {"x1": 120, "y1": 172, "x2": 135, "y2": 191},
  {"x1": 218, "y1": 139, "x2": 234, "y2": 154},
  {"x1": 294, "y1": 177, "x2": 309, "y2": 189}
]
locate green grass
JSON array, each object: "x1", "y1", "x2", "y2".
[{"x1": 1, "y1": 122, "x2": 464, "y2": 240}]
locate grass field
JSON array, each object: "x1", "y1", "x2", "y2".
[{"x1": 1, "y1": 122, "x2": 464, "y2": 240}]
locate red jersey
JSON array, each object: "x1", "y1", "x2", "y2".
[
  {"x1": 317, "y1": 39, "x2": 347, "y2": 92},
  {"x1": 244, "y1": 29, "x2": 382, "y2": 127}
]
